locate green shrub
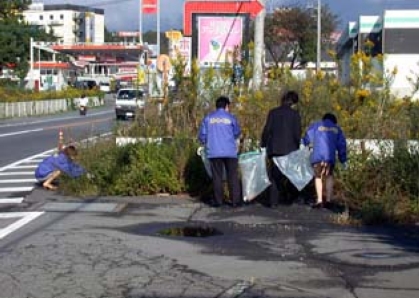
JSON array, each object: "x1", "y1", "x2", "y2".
[
  {"x1": 335, "y1": 145, "x2": 419, "y2": 224},
  {"x1": 0, "y1": 86, "x2": 102, "y2": 103},
  {"x1": 60, "y1": 137, "x2": 210, "y2": 197}
]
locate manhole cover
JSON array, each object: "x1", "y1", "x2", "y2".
[{"x1": 158, "y1": 226, "x2": 222, "y2": 237}]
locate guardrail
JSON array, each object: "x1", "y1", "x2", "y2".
[{"x1": 0, "y1": 97, "x2": 103, "y2": 119}]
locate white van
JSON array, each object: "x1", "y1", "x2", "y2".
[
  {"x1": 99, "y1": 81, "x2": 111, "y2": 93},
  {"x1": 115, "y1": 88, "x2": 145, "y2": 120}
]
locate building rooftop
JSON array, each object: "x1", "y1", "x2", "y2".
[{"x1": 28, "y1": 3, "x2": 104, "y2": 15}]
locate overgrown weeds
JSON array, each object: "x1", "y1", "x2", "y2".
[
  {"x1": 59, "y1": 51, "x2": 419, "y2": 225},
  {"x1": 60, "y1": 137, "x2": 210, "y2": 197}
]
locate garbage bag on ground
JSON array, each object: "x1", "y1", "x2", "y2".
[
  {"x1": 239, "y1": 150, "x2": 271, "y2": 202},
  {"x1": 273, "y1": 147, "x2": 314, "y2": 191}
]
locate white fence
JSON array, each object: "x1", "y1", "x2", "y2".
[{"x1": 0, "y1": 97, "x2": 103, "y2": 119}]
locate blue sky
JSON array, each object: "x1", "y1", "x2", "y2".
[{"x1": 42, "y1": 0, "x2": 419, "y2": 32}]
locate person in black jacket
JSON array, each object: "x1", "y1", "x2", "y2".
[{"x1": 261, "y1": 90, "x2": 302, "y2": 207}]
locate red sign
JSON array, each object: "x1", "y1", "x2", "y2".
[
  {"x1": 143, "y1": 0, "x2": 157, "y2": 14},
  {"x1": 184, "y1": 0, "x2": 264, "y2": 36}
]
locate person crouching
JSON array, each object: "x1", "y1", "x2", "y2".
[{"x1": 35, "y1": 145, "x2": 85, "y2": 190}]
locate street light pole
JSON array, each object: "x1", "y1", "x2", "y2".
[
  {"x1": 252, "y1": 0, "x2": 266, "y2": 90},
  {"x1": 316, "y1": 0, "x2": 321, "y2": 73}
]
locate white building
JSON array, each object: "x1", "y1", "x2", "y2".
[
  {"x1": 337, "y1": 10, "x2": 419, "y2": 99},
  {"x1": 23, "y1": 2, "x2": 105, "y2": 45}
]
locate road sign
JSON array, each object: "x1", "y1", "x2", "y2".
[
  {"x1": 165, "y1": 30, "x2": 183, "y2": 42},
  {"x1": 184, "y1": 0, "x2": 264, "y2": 36}
]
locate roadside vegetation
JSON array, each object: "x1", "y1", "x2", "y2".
[
  {"x1": 0, "y1": 83, "x2": 103, "y2": 103},
  {"x1": 57, "y1": 49, "x2": 419, "y2": 226}
]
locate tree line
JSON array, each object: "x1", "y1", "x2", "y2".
[{"x1": 0, "y1": 0, "x2": 56, "y2": 80}]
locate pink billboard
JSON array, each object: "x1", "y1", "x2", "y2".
[{"x1": 198, "y1": 16, "x2": 243, "y2": 66}]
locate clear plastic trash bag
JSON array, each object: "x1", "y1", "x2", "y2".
[
  {"x1": 197, "y1": 147, "x2": 226, "y2": 180},
  {"x1": 273, "y1": 147, "x2": 314, "y2": 191},
  {"x1": 239, "y1": 150, "x2": 271, "y2": 202}
]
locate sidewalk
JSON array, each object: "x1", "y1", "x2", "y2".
[{"x1": 1, "y1": 189, "x2": 419, "y2": 298}]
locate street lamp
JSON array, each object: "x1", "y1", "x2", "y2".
[{"x1": 316, "y1": 0, "x2": 321, "y2": 73}]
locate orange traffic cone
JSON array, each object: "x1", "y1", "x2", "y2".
[{"x1": 58, "y1": 128, "x2": 64, "y2": 151}]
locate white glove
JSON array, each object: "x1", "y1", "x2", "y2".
[
  {"x1": 299, "y1": 143, "x2": 305, "y2": 150},
  {"x1": 196, "y1": 146, "x2": 204, "y2": 156},
  {"x1": 342, "y1": 162, "x2": 348, "y2": 170}
]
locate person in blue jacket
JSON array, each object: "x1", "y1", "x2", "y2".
[
  {"x1": 198, "y1": 96, "x2": 242, "y2": 207},
  {"x1": 302, "y1": 113, "x2": 347, "y2": 208},
  {"x1": 35, "y1": 145, "x2": 85, "y2": 190}
]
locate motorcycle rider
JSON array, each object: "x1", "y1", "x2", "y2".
[{"x1": 78, "y1": 94, "x2": 89, "y2": 115}]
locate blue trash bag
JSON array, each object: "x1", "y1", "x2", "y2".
[{"x1": 239, "y1": 150, "x2": 271, "y2": 202}]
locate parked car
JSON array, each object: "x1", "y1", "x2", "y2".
[
  {"x1": 115, "y1": 88, "x2": 145, "y2": 120},
  {"x1": 99, "y1": 81, "x2": 111, "y2": 93},
  {"x1": 75, "y1": 79, "x2": 98, "y2": 90}
]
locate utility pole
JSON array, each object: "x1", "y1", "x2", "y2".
[
  {"x1": 316, "y1": 0, "x2": 321, "y2": 73},
  {"x1": 252, "y1": 0, "x2": 266, "y2": 90}
]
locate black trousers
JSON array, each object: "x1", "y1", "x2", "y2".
[
  {"x1": 268, "y1": 158, "x2": 299, "y2": 206},
  {"x1": 209, "y1": 157, "x2": 241, "y2": 205}
]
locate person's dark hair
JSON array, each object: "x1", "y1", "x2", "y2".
[
  {"x1": 63, "y1": 145, "x2": 78, "y2": 158},
  {"x1": 322, "y1": 113, "x2": 337, "y2": 124},
  {"x1": 281, "y1": 90, "x2": 299, "y2": 106},
  {"x1": 216, "y1": 96, "x2": 231, "y2": 109}
]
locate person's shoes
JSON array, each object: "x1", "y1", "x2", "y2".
[
  {"x1": 208, "y1": 200, "x2": 222, "y2": 208},
  {"x1": 324, "y1": 201, "x2": 344, "y2": 212},
  {"x1": 311, "y1": 202, "x2": 323, "y2": 209},
  {"x1": 231, "y1": 202, "x2": 243, "y2": 208},
  {"x1": 323, "y1": 201, "x2": 333, "y2": 209}
]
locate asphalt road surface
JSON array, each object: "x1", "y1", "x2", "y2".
[
  {"x1": 0, "y1": 95, "x2": 116, "y2": 207},
  {"x1": 0, "y1": 98, "x2": 115, "y2": 168}
]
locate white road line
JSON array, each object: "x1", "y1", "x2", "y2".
[
  {"x1": 0, "y1": 198, "x2": 24, "y2": 204},
  {"x1": 28, "y1": 159, "x2": 44, "y2": 163},
  {"x1": 9, "y1": 165, "x2": 37, "y2": 169},
  {"x1": 0, "y1": 179, "x2": 37, "y2": 183},
  {"x1": 0, "y1": 128, "x2": 43, "y2": 138},
  {"x1": 0, "y1": 110, "x2": 113, "y2": 129},
  {"x1": 0, "y1": 172, "x2": 34, "y2": 176},
  {"x1": 0, "y1": 187, "x2": 33, "y2": 192},
  {"x1": 0, "y1": 212, "x2": 44, "y2": 240},
  {"x1": 0, "y1": 149, "x2": 55, "y2": 172}
]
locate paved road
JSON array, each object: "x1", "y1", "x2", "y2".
[
  {"x1": 0, "y1": 191, "x2": 417, "y2": 298},
  {"x1": 0, "y1": 95, "x2": 116, "y2": 206}
]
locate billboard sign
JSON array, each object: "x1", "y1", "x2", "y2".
[
  {"x1": 198, "y1": 16, "x2": 243, "y2": 66},
  {"x1": 170, "y1": 37, "x2": 192, "y2": 75}
]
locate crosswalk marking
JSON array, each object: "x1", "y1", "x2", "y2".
[
  {"x1": 0, "y1": 172, "x2": 34, "y2": 176},
  {"x1": 0, "y1": 187, "x2": 34, "y2": 192},
  {"x1": 0, "y1": 149, "x2": 55, "y2": 207},
  {"x1": 8, "y1": 165, "x2": 38, "y2": 169},
  {"x1": 0, "y1": 198, "x2": 24, "y2": 204},
  {"x1": 0, "y1": 212, "x2": 44, "y2": 240},
  {"x1": 0, "y1": 179, "x2": 37, "y2": 183}
]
